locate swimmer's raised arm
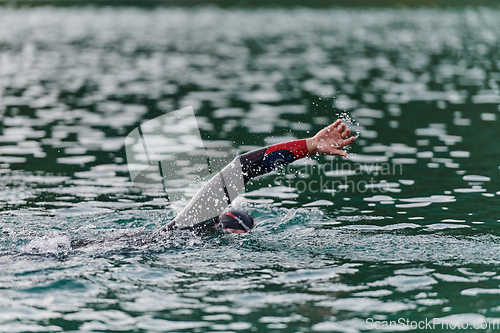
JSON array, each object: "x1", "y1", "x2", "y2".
[
  {"x1": 239, "y1": 119, "x2": 356, "y2": 182},
  {"x1": 157, "y1": 119, "x2": 356, "y2": 234}
]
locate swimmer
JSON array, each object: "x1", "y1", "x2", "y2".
[{"x1": 155, "y1": 119, "x2": 356, "y2": 235}]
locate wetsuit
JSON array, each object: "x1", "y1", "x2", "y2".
[
  {"x1": 155, "y1": 139, "x2": 310, "y2": 234},
  {"x1": 239, "y1": 139, "x2": 310, "y2": 183}
]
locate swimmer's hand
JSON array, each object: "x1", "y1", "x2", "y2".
[{"x1": 306, "y1": 119, "x2": 356, "y2": 157}]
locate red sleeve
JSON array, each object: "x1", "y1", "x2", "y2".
[{"x1": 264, "y1": 139, "x2": 309, "y2": 159}]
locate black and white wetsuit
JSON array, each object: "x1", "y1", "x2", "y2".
[{"x1": 156, "y1": 139, "x2": 310, "y2": 233}]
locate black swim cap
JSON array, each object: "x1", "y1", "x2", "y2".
[{"x1": 219, "y1": 210, "x2": 254, "y2": 232}]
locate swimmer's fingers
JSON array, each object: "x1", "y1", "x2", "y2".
[
  {"x1": 331, "y1": 119, "x2": 342, "y2": 129},
  {"x1": 342, "y1": 136, "x2": 356, "y2": 147},
  {"x1": 341, "y1": 128, "x2": 351, "y2": 139},
  {"x1": 327, "y1": 147, "x2": 349, "y2": 158},
  {"x1": 326, "y1": 137, "x2": 355, "y2": 156},
  {"x1": 327, "y1": 120, "x2": 344, "y2": 132},
  {"x1": 336, "y1": 149, "x2": 349, "y2": 158},
  {"x1": 337, "y1": 122, "x2": 346, "y2": 133}
]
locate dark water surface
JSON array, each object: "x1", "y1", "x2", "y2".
[{"x1": 1, "y1": 6, "x2": 500, "y2": 332}]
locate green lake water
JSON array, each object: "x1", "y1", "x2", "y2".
[{"x1": 1, "y1": 6, "x2": 500, "y2": 332}]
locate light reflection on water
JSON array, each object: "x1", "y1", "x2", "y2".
[{"x1": 1, "y1": 6, "x2": 500, "y2": 332}]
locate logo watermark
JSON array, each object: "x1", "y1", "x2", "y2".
[
  {"x1": 366, "y1": 317, "x2": 500, "y2": 330},
  {"x1": 282, "y1": 160, "x2": 404, "y2": 196}
]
